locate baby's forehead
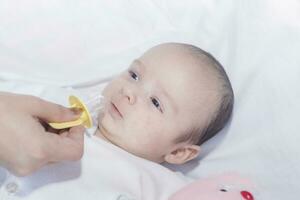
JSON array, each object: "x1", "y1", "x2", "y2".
[
  {"x1": 139, "y1": 44, "x2": 216, "y2": 77},
  {"x1": 137, "y1": 53, "x2": 217, "y2": 91},
  {"x1": 139, "y1": 44, "x2": 193, "y2": 68},
  {"x1": 136, "y1": 56, "x2": 218, "y2": 108}
]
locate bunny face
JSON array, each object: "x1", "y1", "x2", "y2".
[{"x1": 169, "y1": 173, "x2": 255, "y2": 200}]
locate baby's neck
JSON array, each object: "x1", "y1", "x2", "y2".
[{"x1": 94, "y1": 125, "x2": 114, "y2": 144}]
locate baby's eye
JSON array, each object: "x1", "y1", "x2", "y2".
[
  {"x1": 151, "y1": 97, "x2": 162, "y2": 112},
  {"x1": 220, "y1": 189, "x2": 228, "y2": 192},
  {"x1": 128, "y1": 70, "x2": 139, "y2": 81}
]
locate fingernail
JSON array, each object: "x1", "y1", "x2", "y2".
[{"x1": 71, "y1": 107, "x2": 83, "y2": 115}]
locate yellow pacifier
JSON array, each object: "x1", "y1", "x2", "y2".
[{"x1": 49, "y1": 95, "x2": 93, "y2": 129}]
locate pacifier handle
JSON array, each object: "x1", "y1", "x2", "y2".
[{"x1": 49, "y1": 95, "x2": 93, "y2": 129}]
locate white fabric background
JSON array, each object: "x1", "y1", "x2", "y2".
[{"x1": 0, "y1": 0, "x2": 299, "y2": 199}]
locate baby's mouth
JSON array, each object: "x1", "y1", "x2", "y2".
[{"x1": 111, "y1": 102, "x2": 123, "y2": 118}]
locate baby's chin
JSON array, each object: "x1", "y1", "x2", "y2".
[
  {"x1": 94, "y1": 125, "x2": 152, "y2": 160},
  {"x1": 95, "y1": 126, "x2": 126, "y2": 152},
  {"x1": 94, "y1": 127, "x2": 109, "y2": 142},
  {"x1": 95, "y1": 122, "x2": 125, "y2": 149}
]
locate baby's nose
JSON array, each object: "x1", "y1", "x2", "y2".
[
  {"x1": 241, "y1": 191, "x2": 254, "y2": 200},
  {"x1": 121, "y1": 87, "x2": 136, "y2": 105}
]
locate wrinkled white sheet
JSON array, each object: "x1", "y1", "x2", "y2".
[{"x1": 1, "y1": 0, "x2": 300, "y2": 199}]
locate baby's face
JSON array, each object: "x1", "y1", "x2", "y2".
[{"x1": 97, "y1": 44, "x2": 219, "y2": 163}]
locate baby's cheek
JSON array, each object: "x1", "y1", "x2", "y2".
[
  {"x1": 102, "y1": 81, "x2": 117, "y2": 97},
  {"x1": 126, "y1": 113, "x2": 156, "y2": 135},
  {"x1": 124, "y1": 115, "x2": 148, "y2": 134}
]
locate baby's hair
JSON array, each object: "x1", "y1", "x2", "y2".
[{"x1": 173, "y1": 43, "x2": 234, "y2": 146}]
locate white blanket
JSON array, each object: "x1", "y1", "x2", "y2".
[{"x1": 1, "y1": 0, "x2": 300, "y2": 199}]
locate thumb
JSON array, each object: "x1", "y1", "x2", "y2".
[{"x1": 29, "y1": 96, "x2": 81, "y2": 122}]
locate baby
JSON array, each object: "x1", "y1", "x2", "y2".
[
  {"x1": 94, "y1": 42, "x2": 234, "y2": 164},
  {"x1": 0, "y1": 43, "x2": 234, "y2": 200}
]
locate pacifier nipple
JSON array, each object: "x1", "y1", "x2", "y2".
[{"x1": 49, "y1": 94, "x2": 104, "y2": 129}]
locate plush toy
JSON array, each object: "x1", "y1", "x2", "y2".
[{"x1": 169, "y1": 173, "x2": 256, "y2": 200}]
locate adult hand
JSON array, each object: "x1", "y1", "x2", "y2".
[{"x1": 0, "y1": 92, "x2": 85, "y2": 176}]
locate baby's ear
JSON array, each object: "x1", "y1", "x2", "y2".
[{"x1": 164, "y1": 145, "x2": 200, "y2": 165}]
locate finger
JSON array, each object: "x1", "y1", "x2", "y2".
[
  {"x1": 58, "y1": 129, "x2": 68, "y2": 135},
  {"x1": 60, "y1": 131, "x2": 69, "y2": 137},
  {"x1": 27, "y1": 96, "x2": 81, "y2": 122},
  {"x1": 47, "y1": 125, "x2": 85, "y2": 162},
  {"x1": 38, "y1": 119, "x2": 68, "y2": 134},
  {"x1": 67, "y1": 125, "x2": 85, "y2": 141}
]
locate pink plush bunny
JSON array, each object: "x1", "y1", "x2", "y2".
[{"x1": 169, "y1": 173, "x2": 255, "y2": 200}]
